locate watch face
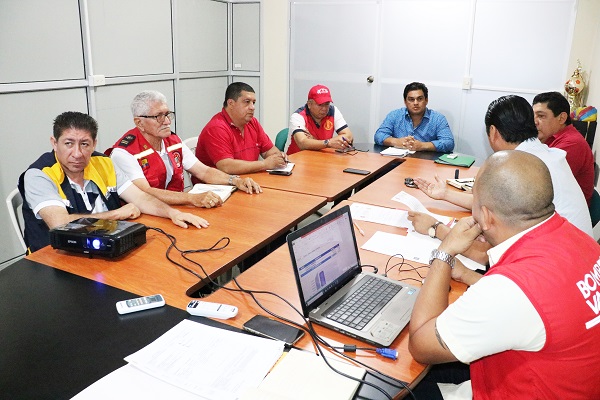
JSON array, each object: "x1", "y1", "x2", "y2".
[{"x1": 428, "y1": 226, "x2": 436, "y2": 238}]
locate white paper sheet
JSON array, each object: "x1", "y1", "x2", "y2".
[
  {"x1": 124, "y1": 320, "x2": 284, "y2": 400},
  {"x1": 266, "y1": 162, "x2": 295, "y2": 173},
  {"x1": 349, "y1": 202, "x2": 411, "y2": 228},
  {"x1": 391, "y1": 191, "x2": 453, "y2": 224},
  {"x1": 361, "y1": 230, "x2": 485, "y2": 271}
]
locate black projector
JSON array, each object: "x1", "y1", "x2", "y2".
[{"x1": 49, "y1": 218, "x2": 147, "y2": 258}]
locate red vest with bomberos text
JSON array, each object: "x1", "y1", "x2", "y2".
[
  {"x1": 106, "y1": 127, "x2": 185, "y2": 192},
  {"x1": 470, "y1": 213, "x2": 600, "y2": 400},
  {"x1": 287, "y1": 105, "x2": 336, "y2": 155}
]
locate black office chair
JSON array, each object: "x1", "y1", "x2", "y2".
[
  {"x1": 572, "y1": 120, "x2": 597, "y2": 150},
  {"x1": 590, "y1": 188, "x2": 600, "y2": 228}
]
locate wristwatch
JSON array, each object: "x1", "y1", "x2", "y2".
[
  {"x1": 228, "y1": 175, "x2": 240, "y2": 185},
  {"x1": 428, "y1": 221, "x2": 442, "y2": 238},
  {"x1": 324, "y1": 139, "x2": 330, "y2": 148},
  {"x1": 429, "y1": 249, "x2": 456, "y2": 269}
]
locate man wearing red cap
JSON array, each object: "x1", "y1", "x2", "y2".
[{"x1": 286, "y1": 84, "x2": 354, "y2": 155}]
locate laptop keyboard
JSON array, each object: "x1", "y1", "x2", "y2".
[{"x1": 324, "y1": 277, "x2": 402, "y2": 330}]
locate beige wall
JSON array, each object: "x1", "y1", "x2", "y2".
[{"x1": 261, "y1": 0, "x2": 289, "y2": 140}]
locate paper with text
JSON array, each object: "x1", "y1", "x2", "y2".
[{"x1": 124, "y1": 320, "x2": 284, "y2": 400}]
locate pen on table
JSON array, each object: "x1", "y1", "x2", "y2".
[{"x1": 353, "y1": 221, "x2": 365, "y2": 236}]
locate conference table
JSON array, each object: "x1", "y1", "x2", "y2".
[
  {"x1": 27, "y1": 187, "x2": 326, "y2": 308},
  {"x1": 350, "y1": 157, "x2": 476, "y2": 219},
  {"x1": 18, "y1": 150, "x2": 478, "y2": 398},
  {"x1": 255, "y1": 147, "x2": 402, "y2": 201},
  {"x1": 203, "y1": 199, "x2": 471, "y2": 398}
]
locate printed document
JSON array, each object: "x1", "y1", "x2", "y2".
[{"x1": 73, "y1": 320, "x2": 284, "y2": 400}]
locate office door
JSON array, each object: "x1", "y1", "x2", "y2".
[{"x1": 290, "y1": 1, "x2": 379, "y2": 143}]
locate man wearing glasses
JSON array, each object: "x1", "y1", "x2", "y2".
[
  {"x1": 107, "y1": 91, "x2": 262, "y2": 210},
  {"x1": 374, "y1": 82, "x2": 454, "y2": 153},
  {"x1": 19, "y1": 111, "x2": 208, "y2": 253}
]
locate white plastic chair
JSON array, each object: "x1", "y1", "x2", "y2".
[
  {"x1": 6, "y1": 188, "x2": 27, "y2": 252},
  {"x1": 182, "y1": 136, "x2": 198, "y2": 191}
]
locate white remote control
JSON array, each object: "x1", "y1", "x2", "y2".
[
  {"x1": 186, "y1": 300, "x2": 238, "y2": 319},
  {"x1": 116, "y1": 294, "x2": 165, "y2": 315}
]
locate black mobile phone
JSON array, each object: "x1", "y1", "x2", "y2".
[
  {"x1": 243, "y1": 315, "x2": 305, "y2": 346},
  {"x1": 335, "y1": 146, "x2": 356, "y2": 153},
  {"x1": 343, "y1": 168, "x2": 370, "y2": 175}
]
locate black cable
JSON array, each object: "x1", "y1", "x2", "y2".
[
  {"x1": 147, "y1": 227, "x2": 416, "y2": 399},
  {"x1": 361, "y1": 264, "x2": 378, "y2": 274}
]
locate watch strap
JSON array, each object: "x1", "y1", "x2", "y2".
[
  {"x1": 228, "y1": 175, "x2": 240, "y2": 185},
  {"x1": 429, "y1": 249, "x2": 456, "y2": 269}
]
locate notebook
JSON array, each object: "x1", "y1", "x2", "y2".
[
  {"x1": 435, "y1": 154, "x2": 475, "y2": 167},
  {"x1": 287, "y1": 205, "x2": 419, "y2": 346},
  {"x1": 189, "y1": 184, "x2": 236, "y2": 202}
]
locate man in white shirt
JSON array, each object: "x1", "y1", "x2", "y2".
[
  {"x1": 107, "y1": 90, "x2": 262, "y2": 209},
  {"x1": 413, "y1": 95, "x2": 592, "y2": 237}
]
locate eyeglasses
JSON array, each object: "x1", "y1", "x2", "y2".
[{"x1": 138, "y1": 111, "x2": 175, "y2": 124}]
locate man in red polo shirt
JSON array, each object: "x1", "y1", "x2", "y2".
[
  {"x1": 286, "y1": 84, "x2": 354, "y2": 155},
  {"x1": 194, "y1": 82, "x2": 287, "y2": 177},
  {"x1": 533, "y1": 91, "x2": 594, "y2": 205}
]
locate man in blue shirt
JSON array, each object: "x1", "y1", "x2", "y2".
[{"x1": 374, "y1": 82, "x2": 454, "y2": 152}]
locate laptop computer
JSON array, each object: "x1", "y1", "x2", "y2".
[{"x1": 287, "y1": 205, "x2": 419, "y2": 346}]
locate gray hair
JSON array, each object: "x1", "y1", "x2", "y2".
[{"x1": 131, "y1": 90, "x2": 168, "y2": 116}]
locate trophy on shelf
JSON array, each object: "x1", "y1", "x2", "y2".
[{"x1": 564, "y1": 60, "x2": 586, "y2": 111}]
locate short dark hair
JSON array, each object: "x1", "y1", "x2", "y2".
[
  {"x1": 484, "y1": 95, "x2": 537, "y2": 144},
  {"x1": 403, "y1": 82, "x2": 428, "y2": 100},
  {"x1": 223, "y1": 82, "x2": 255, "y2": 108},
  {"x1": 53, "y1": 111, "x2": 98, "y2": 141},
  {"x1": 532, "y1": 91, "x2": 572, "y2": 125}
]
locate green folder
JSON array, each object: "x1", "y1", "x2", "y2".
[{"x1": 435, "y1": 154, "x2": 476, "y2": 167}]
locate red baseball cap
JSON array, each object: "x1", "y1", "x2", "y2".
[{"x1": 308, "y1": 84, "x2": 333, "y2": 104}]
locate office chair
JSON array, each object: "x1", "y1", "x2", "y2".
[
  {"x1": 182, "y1": 136, "x2": 198, "y2": 191},
  {"x1": 572, "y1": 120, "x2": 597, "y2": 150},
  {"x1": 275, "y1": 128, "x2": 289, "y2": 152},
  {"x1": 6, "y1": 188, "x2": 27, "y2": 252}
]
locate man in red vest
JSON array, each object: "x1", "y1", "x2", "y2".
[
  {"x1": 286, "y1": 84, "x2": 354, "y2": 155},
  {"x1": 409, "y1": 150, "x2": 600, "y2": 399},
  {"x1": 107, "y1": 91, "x2": 261, "y2": 209}
]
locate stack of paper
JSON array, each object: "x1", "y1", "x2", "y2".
[
  {"x1": 379, "y1": 147, "x2": 415, "y2": 157},
  {"x1": 189, "y1": 184, "x2": 237, "y2": 202},
  {"x1": 73, "y1": 320, "x2": 284, "y2": 400}
]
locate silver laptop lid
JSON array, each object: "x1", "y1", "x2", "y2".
[{"x1": 287, "y1": 205, "x2": 362, "y2": 316}]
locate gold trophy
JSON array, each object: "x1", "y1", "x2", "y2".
[{"x1": 564, "y1": 60, "x2": 586, "y2": 111}]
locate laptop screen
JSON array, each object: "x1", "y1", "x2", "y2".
[{"x1": 288, "y1": 206, "x2": 361, "y2": 312}]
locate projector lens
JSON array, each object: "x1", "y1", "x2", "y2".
[{"x1": 86, "y1": 237, "x2": 105, "y2": 250}]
